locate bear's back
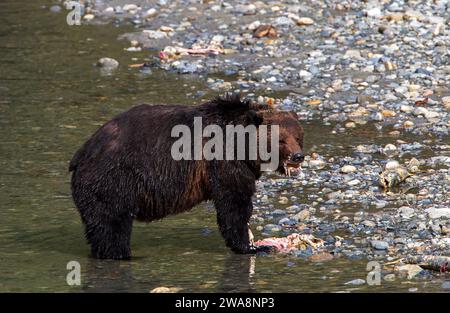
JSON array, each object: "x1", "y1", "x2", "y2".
[{"x1": 69, "y1": 104, "x2": 202, "y2": 172}]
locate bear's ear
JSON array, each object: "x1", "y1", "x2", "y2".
[{"x1": 246, "y1": 110, "x2": 264, "y2": 126}]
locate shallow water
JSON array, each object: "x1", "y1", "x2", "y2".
[{"x1": 0, "y1": 0, "x2": 447, "y2": 292}]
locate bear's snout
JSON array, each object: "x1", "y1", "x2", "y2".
[{"x1": 291, "y1": 152, "x2": 304, "y2": 163}]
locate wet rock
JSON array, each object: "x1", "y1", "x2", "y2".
[
  {"x1": 145, "y1": 8, "x2": 158, "y2": 18},
  {"x1": 292, "y1": 209, "x2": 310, "y2": 222},
  {"x1": 365, "y1": 7, "x2": 382, "y2": 18},
  {"x1": 49, "y1": 5, "x2": 61, "y2": 13},
  {"x1": 309, "y1": 252, "x2": 333, "y2": 262},
  {"x1": 299, "y1": 70, "x2": 313, "y2": 80},
  {"x1": 442, "y1": 96, "x2": 450, "y2": 109},
  {"x1": 385, "y1": 160, "x2": 400, "y2": 170},
  {"x1": 279, "y1": 217, "x2": 296, "y2": 226},
  {"x1": 144, "y1": 30, "x2": 168, "y2": 39},
  {"x1": 264, "y1": 224, "x2": 282, "y2": 233},
  {"x1": 347, "y1": 179, "x2": 361, "y2": 186},
  {"x1": 83, "y1": 14, "x2": 95, "y2": 21},
  {"x1": 235, "y1": 4, "x2": 256, "y2": 15},
  {"x1": 345, "y1": 122, "x2": 356, "y2": 128},
  {"x1": 382, "y1": 144, "x2": 397, "y2": 155},
  {"x1": 308, "y1": 159, "x2": 326, "y2": 170},
  {"x1": 413, "y1": 107, "x2": 429, "y2": 117},
  {"x1": 403, "y1": 121, "x2": 414, "y2": 128},
  {"x1": 375, "y1": 200, "x2": 388, "y2": 209},
  {"x1": 170, "y1": 60, "x2": 202, "y2": 74},
  {"x1": 123, "y1": 4, "x2": 138, "y2": 12},
  {"x1": 384, "y1": 274, "x2": 396, "y2": 282},
  {"x1": 293, "y1": 247, "x2": 313, "y2": 258},
  {"x1": 345, "y1": 50, "x2": 361, "y2": 59},
  {"x1": 362, "y1": 220, "x2": 376, "y2": 228},
  {"x1": 340, "y1": 165, "x2": 356, "y2": 173},
  {"x1": 253, "y1": 25, "x2": 277, "y2": 38},
  {"x1": 371, "y1": 240, "x2": 389, "y2": 250},
  {"x1": 395, "y1": 264, "x2": 424, "y2": 280},
  {"x1": 344, "y1": 278, "x2": 366, "y2": 286},
  {"x1": 278, "y1": 197, "x2": 289, "y2": 204},
  {"x1": 398, "y1": 206, "x2": 415, "y2": 219},
  {"x1": 425, "y1": 208, "x2": 450, "y2": 219},
  {"x1": 97, "y1": 57, "x2": 119, "y2": 69},
  {"x1": 274, "y1": 16, "x2": 295, "y2": 27},
  {"x1": 272, "y1": 209, "x2": 286, "y2": 217},
  {"x1": 296, "y1": 17, "x2": 314, "y2": 26},
  {"x1": 442, "y1": 281, "x2": 450, "y2": 291},
  {"x1": 150, "y1": 286, "x2": 182, "y2": 293}
]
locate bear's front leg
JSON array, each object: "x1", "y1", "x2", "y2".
[{"x1": 215, "y1": 197, "x2": 253, "y2": 253}]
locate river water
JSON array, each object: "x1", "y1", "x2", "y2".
[{"x1": 0, "y1": 0, "x2": 447, "y2": 292}]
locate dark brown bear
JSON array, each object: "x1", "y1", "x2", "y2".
[{"x1": 69, "y1": 94, "x2": 304, "y2": 259}]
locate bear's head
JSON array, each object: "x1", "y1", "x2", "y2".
[
  {"x1": 258, "y1": 110, "x2": 304, "y2": 176},
  {"x1": 209, "y1": 94, "x2": 304, "y2": 176}
]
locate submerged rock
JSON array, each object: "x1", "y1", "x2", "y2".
[{"x1": 97, "y1": 57, "x2": 119, "y2": 69}]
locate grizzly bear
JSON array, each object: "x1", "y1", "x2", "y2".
[{"x1": 69, "y1": 94, "x2": 304, "y2": 259}]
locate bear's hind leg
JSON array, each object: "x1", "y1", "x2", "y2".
[{"x1": 85, "y1": 213, "x2": 133, "y2": 260}]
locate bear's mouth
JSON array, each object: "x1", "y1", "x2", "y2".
[{"x1": 282, "y1": 160, "x2": 302, "y2": 177}]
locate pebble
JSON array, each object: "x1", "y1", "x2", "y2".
[
  {"x1": 150, "y1": 286, "x2": 182, "y2": 293},
  {"x1": 347, "y1": 179, "x2": 360, "y2": 186},
  {"x1": 442, "y1": 97, "x2": 450, "y2": 109},
  {"x1": 345, "y1": 122, "x2": 356, "y2": 128},
  {"x1": 370, "y1": 240, "x2": 389, "y2": 250},
  {"x1": 264, "y1": 224, "x2": 282, "y2": 233},
  {"x1": 292, "y1": 209, "x2": 310, "y2": 222},
  {"x1": 442, "y1": 281, "x2": 450, "y2": 291},
  {"x1": 278, "y1": 197, "x2": 289, "y2": 204},
  {"x1": 145, "y1": 8, "x2": 158, "y2": 18},
  {"x1": 362, "y1": 220, "x2": 376, "y2": 227},
  {"x1": 83, "y1": 14, "x2": 95, "y2": 21},
  {"x1": 340, "y1": 165, "x2": 356, "y2": 173},
  {"x1": 382, "y1": 144, "x2": 397, "y2": 155},
  {"x1": 49, "y1": 5, "x2": 61, "y2": 13},
  {"x1": 123, "y1": 4, "x2": 138, "y2": 12},
  {"x1": 385, "y1": 160, "x2": 400, "y2": 170},
  {"x1": 309, "y1": 252, "x2": 333, "y2": 262},
  {"x1": 425, "y1": 208, "x2": 450, "y2": 219},
  {"x1": 403, "y1": 121, "x2": 414, "y2": 128},
  {"x1": 97, "y1": 57, "x2": 119, "y2": 69},
  {"x1": 384, "y1": 274, "x2": 396, "y2": 282},
  {"x1": 235, "y1": 4, "x2": 256, "y2": 15},
  {"x1": 365, "y1": 7, "x2": 382, "y2": 17},
  {"x1": 398, "y1": 206, "x2": 415, "y2": 219},
  {"x1": 296, "y1": 17, "x2": 314, "y2": 26}
]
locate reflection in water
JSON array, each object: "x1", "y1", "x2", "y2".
[
  {"x1": 218, "y1": 254, "x2": 257, "y2": 293},
  {"x1": 83, "y1": 253, "x2": 259, "y2": 293},
  {"x1": 83, "y1": 259, "x2": 135, "y2": 293}
]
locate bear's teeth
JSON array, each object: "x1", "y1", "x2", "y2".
[{"x1": 283, "y1": 162, "x2": 290, "y2": 176}]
